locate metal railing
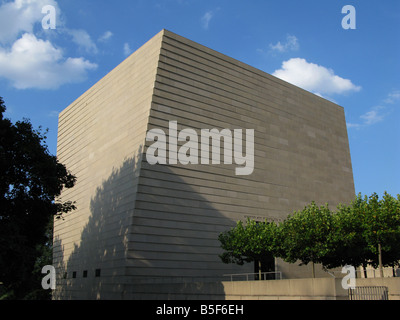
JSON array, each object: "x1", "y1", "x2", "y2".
[
  {"x1": 348, "y1": 286, "x2": 389, "y2": 300},
  {"x1": 326, "y1": 267, "x2": 400, "y2": 279},
  {"x1": 223, "y1": 271, "x2": 282, "y2": 282}
]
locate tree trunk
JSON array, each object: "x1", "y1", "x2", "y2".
[
  {"x1": 259, "y1": 260, "x2": 262, "y2": 280},
  {"x1": 378, "y1": 243, "x2": 384, "y2": 278},
  {"x1": 362, "y1": 263, "x2": 368, "y2": 278},
  {"x1": 312, "y1": 262, "x2": 315, "y2": 278}
]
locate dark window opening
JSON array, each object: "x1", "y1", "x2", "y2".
[{"x1": 254, "y1": 254, "x2": 275, "y2": 280}]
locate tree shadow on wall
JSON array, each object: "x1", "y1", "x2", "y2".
[
  {"x1": 53, "y1": 147, "x2": 246, "y2": 299},
  {"x1": 53, "y1": 147, "x2": 142, "y2": 299}
]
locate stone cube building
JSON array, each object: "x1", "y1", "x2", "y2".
[{"x1": 53, "y1": 29, "x2": 355, "y2": 299}]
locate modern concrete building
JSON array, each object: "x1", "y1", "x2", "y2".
[{"x1": 53, "y1": 29, "x2": 355, "y2": 299}]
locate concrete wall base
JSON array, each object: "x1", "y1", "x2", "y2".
[{"x1": 119, "y1": 277, "x2": 400, "y2": 300}]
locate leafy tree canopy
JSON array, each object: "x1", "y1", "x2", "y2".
[
  {"x1": 218, "y1": 219, "x2": 279, "y2": 266},
  {"x1": 218, "y1": 192, "x2": 400, "y2": 277},
  {"x1": 279, "y1": 202, "x2": 334, "y2": 266},
  {"x1": 0, "y1": 97, "x2": 76, "y2": 299}
]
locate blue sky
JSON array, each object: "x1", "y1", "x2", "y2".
[{"x1": 0, "y1": 0, "x2": 399, "y2": 198}]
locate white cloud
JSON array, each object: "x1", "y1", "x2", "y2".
[
  {"x1": 0, "y1": 0, "x2": 98, "y2": 90},
  {"x1": 346, "y1": 122, "x2": 361, "y2": 129},
  {"x1": 123, "y1": 42, "x2": 132, "y2": 56},
  {"x1": 347, "y1": 106, "x2": 386, "y2": 129},
  {"x1": 201, "y1": 9, "x2": 219, "y2": 30},
  {"x1": 360, "y1": 106, "x2": 385, "y2": 125},
  {"x1": 359, "y1": 110, "x2": 380, "y2": 126},
  {"x1": 384, "y1": 90, "x2": 400, "y2": 104},
  {"x1": 0, "y1": 33, "x2": 97, "y2": 89},
  {"x1": 272, "y1": 58, "x2": 361, "y2": 95},
  {"x1": 0, "y1": 0, "x2": 98, "y2": 54},
  {"x1": 347, "y1": 90, "x2": 397, "y2": 129},
  {"x1": 269, "y1": 35, "x2": 299, "y2": 53},
  {"x1": 0, "y1": 0, "x2": 60, "y2": 43},
  {"x1": 98, "y1": 31, "x2": 113, "y2": 42},
  {"x1": 201, "y1": 11, "x2": 213, "y2": 30},
  {"x1": 48, "y1": 110, "x2": 60, "y2": 117},
  {"x1": 68, "y1": 29, "x2": 98, "y2": 54}
]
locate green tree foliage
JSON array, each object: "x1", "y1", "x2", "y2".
[
  {"x1": 279, "y1": 202, "x2": 333, "y2": 267},
  {"x1": 323, "y1": 193, "x2": 400, "y2": 274},
  {"x1": 218, "y1": 219, "x2": 279, "y2": 266},
  {"x1": 0, "y1": 97, "x2": 76, "y2": 299},
  {"x1": 360, "y1": 192, "x2": 400, "y2": 273},
  {"x1": 321, "y1": 199, "x2": 374, "y2": 270},
  {"x1": 218, "y1": 192, "x2": 400, "y2": 277}
]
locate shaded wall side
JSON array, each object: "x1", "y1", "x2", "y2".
[
  {"x1": 53, "y1": 31, "x2": 163, "y2": 299},
  {"x1": 126, "y1": 30, "x2": 355, "y2": 284}
]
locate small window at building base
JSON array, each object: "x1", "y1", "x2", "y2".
[{"x1": 95, "y1": 269, "x2": 101, "y2": 277}]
